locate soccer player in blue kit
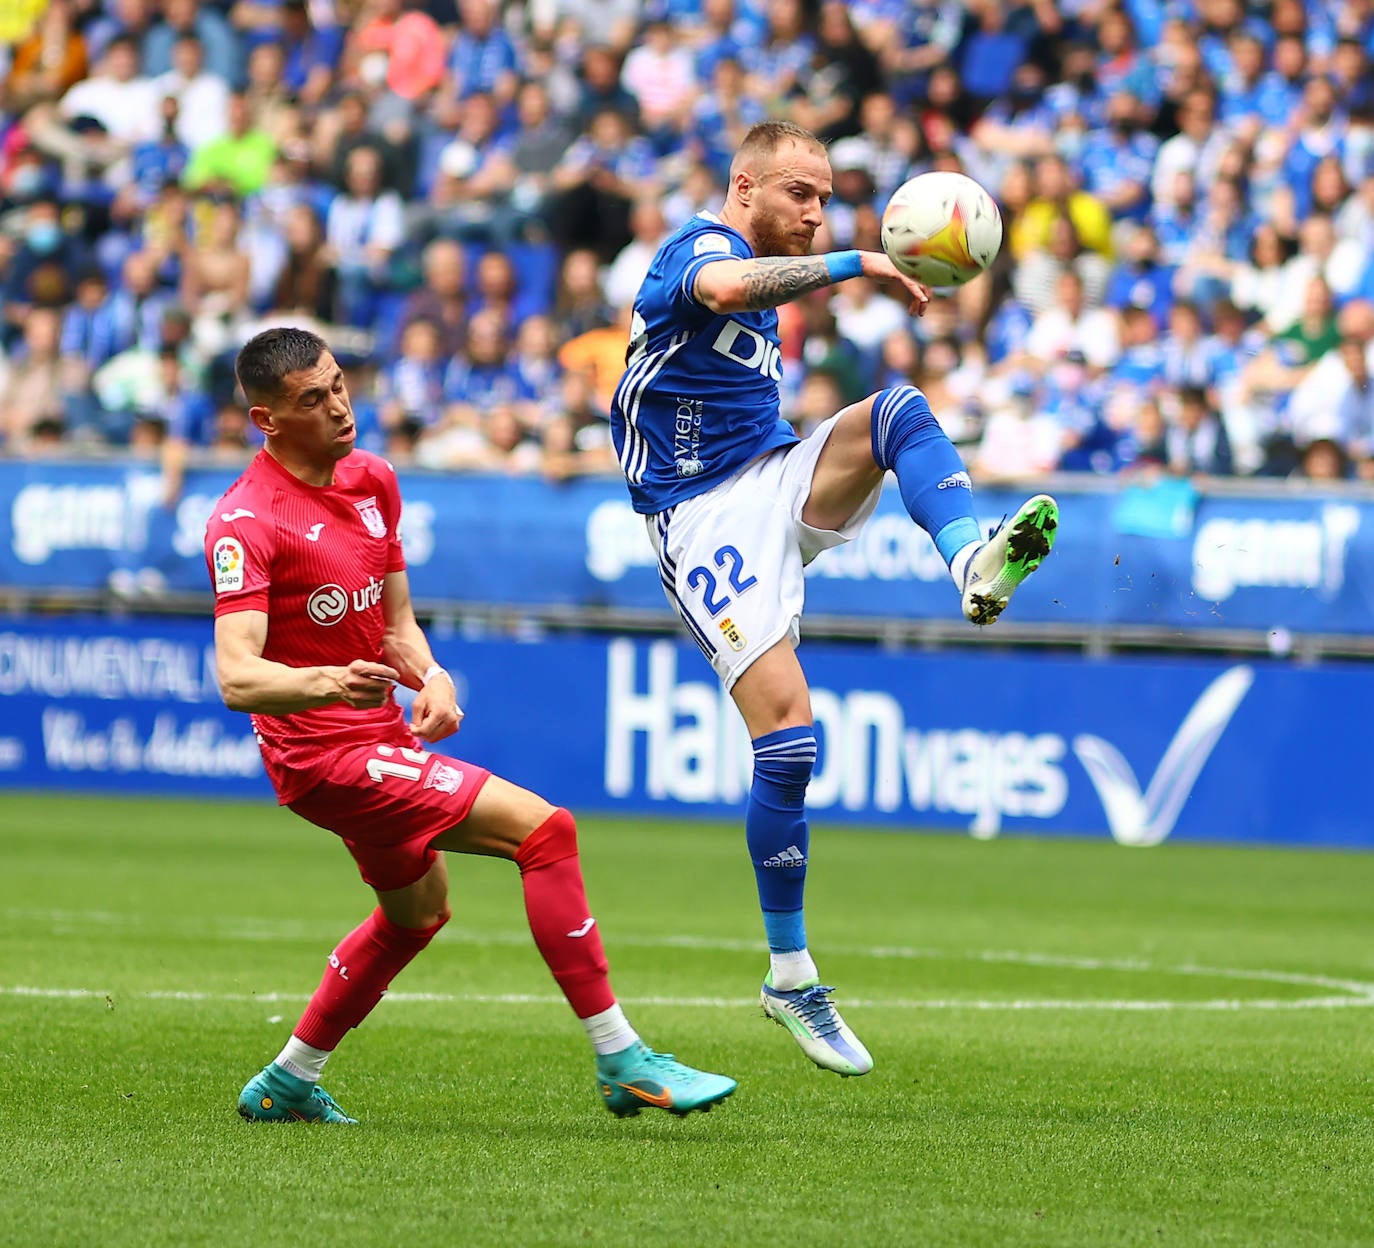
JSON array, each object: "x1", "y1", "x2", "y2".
[{"x1": 611, "y1": 121, "x2": 1059, "y2": 1077}]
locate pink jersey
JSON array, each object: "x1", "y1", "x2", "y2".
[{"x1": 204, "y1": 448, "x2": 409, "y2": 803}]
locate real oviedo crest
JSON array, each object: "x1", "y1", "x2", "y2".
[{"x1": 354, "y1": 496, "x2": 387, "y2": 539}]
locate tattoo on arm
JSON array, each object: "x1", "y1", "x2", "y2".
[{"x1": 738, "y1": 256, "x2": 836, "y2": 310}]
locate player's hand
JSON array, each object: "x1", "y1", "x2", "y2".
[
  {"x1": 861, "y1": 251, "x2": 931, "y2": 316},
  {"x1": 409, "y1": 672, "x2": 463, "y2": 742},
  {"x1": 334, "y1": 660, "x2": 401, "y2": 709}
]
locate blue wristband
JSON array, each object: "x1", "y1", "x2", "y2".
[{"x1": 824, "y1": 250, "x2": 864, "y2": 283}]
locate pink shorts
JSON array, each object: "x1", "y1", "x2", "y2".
[{"x1": 289, "y1": 741, "x2": 492, "y2": 891}]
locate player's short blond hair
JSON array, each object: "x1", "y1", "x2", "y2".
[{"x1": 730, "y1": 121, "x2": 827, "y2": 180}]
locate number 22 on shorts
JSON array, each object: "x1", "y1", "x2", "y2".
[{"x1": 685, "y1": 544, "x2": 757, "y2": 617}]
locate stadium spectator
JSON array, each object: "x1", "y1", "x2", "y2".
[
  {"x1": 551, "y1": 246, "x2": 614, "y2": 342},
  {"x1": 535, "y1": 0, "x2": 640, "y2": 56},
  {"x1": 829, "y1": 273, "x2": 907, "y2": 363},
  {"x1": 829, "y1": 91, "x2": 924, "y2": 205},
  {"x1": 444, "y1": 0, "x2": 519, "y2": 106},
  {"x1": 1293, "y1": 435, "x2": 1354, "y2": 481},
  {"x1": 1014, "y1": 215, "x2": 1112, "y2": 314},
  {"x1": 604, "y1": 196, "x2": 670, "y2": 310},
  {"x1": 784, "y1": 367, "x2": 846, "y2": 438},
  {"x1": 477, "y1": 402, "x2": 542, "y2": 473},
  {"x1": 398, "y1": 237, "x2": 467, "y2": 357},
  {"x1": 1025, "y1": 270, "x2": 1120, "y2": 375},
  {"x1": 266, "y1": 202, "x2": 337, "y2": 323},
  {"x1": 541, "y1": 370, "x2": 616, "y2": 482},
  {"x1": 378, "y1": 316, "x2": 446, "y2": 443},
  {"x1": 1104, "y1": 223, "x2": 1175, "y2": 329},
  {"x1": 182, "y1": 90, "x2": 275, "y2": 196},
  {"x1": 442, "y1": 307, "x2": 529, "y2": 426},
  {"x1": 971, "y1": 371, "x2": 1064, "y2": 483},
  {"x1": 323, "y1": 144, "x2": 405, "y2": 327},
  {"x1": 181, "y1": 196, "x2": 252, "y2": 354},
  {"x1": 1167, "y1": 385, "x2": 1235, "y2": 477},
  {"x1": 124, "y1": 92, "x2": 190, "y2": 203},
  {"x1": 505, "y1": 77, "x2": 574, "y2": 225},
  {"x1": 313, "y1": 89, "x2": 393, "y2": 193},
  {"x1": 350, "y1": 0, "x2": 446, "y2": 103},
  {"x1": 424, "y1": 91, "x2": 519, "y2": 244},
  {"x1": 619, "y1": 18, "x2": 696, "y2": 147},
  {"x1": 791, "y1": 1, "x2": 881, "y2": 142},
  {"x1": 271, "y1": 0, "x2": 345, "y2": 107},
  {"x1": 1, "y1": 197, "x2": 91, "y2": 338},
  {"x1": 1231, "y1": 222, "x2": 1298, "y2": 330},
  {"x1": 3, "y1": 0, "x2": 88, "y2": 115},
  {"x1": 0, "y1": 308, "x2": 67, "y2": 451},
  {"x1": 688, "y1": 53, "x2": 768, "y2": 186},
  {"x1": 91, "y1": 308, "x2": 200, "y2": 443},
  {"x1": 512, "y1": 313, "x2": 562, "y2": 406},
  {"x1": 143, "y1": 0, "x2": 241, "y2": 88},
  {"x1": 1285, "y1": 304, "x2": 1374, "y2": 472},
  {"x1": 241, "y1": 42, "x2": 298, "y2": 147},
  {"x1": 469, "y1": 248, "x2": 529, "y2": 332},
  {"x1": 550, "y1": 106, "x2": 658, "y2": 262},
  {"x1": 1011, "y1": 153, "x2": 1113, "y2": 262},
  {"x1": 23, "y1": 34, "x2": 160, "y2": 189},
  {"x1": 570, "y1": 43, "x2": 641, "y2": 132},
  {"x1": 557, "y1": 303, "x2": 634, "y2": 415}
]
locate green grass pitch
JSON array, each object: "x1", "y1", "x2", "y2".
[{"x1": 2, "y1": 792, "x2": 1372, "y2": 1247}]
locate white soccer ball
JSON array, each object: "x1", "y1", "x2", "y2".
[{"x1": 880, "y1": 171, "x2": 1003, "y2": 287}]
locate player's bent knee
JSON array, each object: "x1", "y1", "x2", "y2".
[
  {"x1": 752, "y1": 727, "x2": 818, "y2": 803},
  {"x1": 513, "y1": 806, "x2": 579, "y2": 874}
]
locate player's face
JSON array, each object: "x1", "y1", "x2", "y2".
[
  {"x1": 259, "y1": 351, "x2": 356, "y2": 474},
  {"x1": 747, "y1": 141, "x2": 832, "y2": 258}
]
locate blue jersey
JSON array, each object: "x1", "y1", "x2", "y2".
[{"x1": 611, "y1": 213, "x2": 798, "y2": 514}]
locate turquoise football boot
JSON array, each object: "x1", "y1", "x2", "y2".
[
  {"x1": 237, "y1": 1063, "x2": 357, "y2": 1124},
  {"x1": 596, "y1": 1043, "x2": 737, "y2": 1118}
]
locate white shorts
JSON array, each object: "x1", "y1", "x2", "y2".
[{"x1": 647, "y1": 414, "x2": 882, "y2": 690}]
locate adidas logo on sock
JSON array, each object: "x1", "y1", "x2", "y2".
[
  {"x1": 937, "y1": 470, "x2": 972, "y2": 490},
  {"x1": 763, "y1": 845, "x2": 807, "y2": 868}
]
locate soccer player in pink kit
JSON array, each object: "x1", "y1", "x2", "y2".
[{"x1": 206, "y1": 327, "x2": 735, "y2": 1123}]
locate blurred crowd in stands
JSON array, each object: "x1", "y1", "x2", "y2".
[{"x1": 1, "y1": 0, "x2": 1374, "y2": 492}]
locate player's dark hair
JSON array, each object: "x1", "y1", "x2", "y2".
[
  {"x1": 734, "y1": 120, "x2": 825, "y2": 173},
  {"x1": 235, "y1": 326, "x2": 328, "y2": 404}
]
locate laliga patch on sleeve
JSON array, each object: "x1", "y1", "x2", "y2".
[
  {"x1": 693, "y1": 232, "x2": 732, "y2": 256},
  {"x1": 212, "y1": 536, "x2": 245, "y2": 594}
]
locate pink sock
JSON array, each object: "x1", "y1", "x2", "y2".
[
  {"x1": 293, "y1": 907, "x2": 446, "y2": 1050},
  {"x1": 514, "y1": 808, "x2": 616, "y2": 1019}
]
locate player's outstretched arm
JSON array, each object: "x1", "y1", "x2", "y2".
[
  {"x1": 380, "y1": 571, "x2": 463, "y2": 742},
  {"x1": 693, "y1": 252, "x2": 930, "y2": 316},
  {"x1": 214, "y1": 610, "x2": 399, "y2": 714}
]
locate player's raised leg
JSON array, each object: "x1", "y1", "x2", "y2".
[
  {"x1": 730, "y1": 643, "x2": 873, "y2": 1077},
  {"x1": 806, "y1": 385, "x2": 1058, "y2": 626},
  {"x1": 435, "y1": 775, "x2": 737, "y2": 1117}
]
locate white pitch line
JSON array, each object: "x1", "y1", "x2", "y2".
[
  {"x1": 2, "y1": 985, "x2": 1373, "y2": 1011},
  {"x1": 8, "y1": 906, "x2": 1374, "y2": 1007}
]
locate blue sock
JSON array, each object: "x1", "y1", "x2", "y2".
[
  {"x1": 747, "y1": 726, "x2": 817, "y2": 953},
  {"x1": 871, "y1": 385, "x2": 982, "y2": 565}
]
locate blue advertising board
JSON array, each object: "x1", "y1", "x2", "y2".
[
  {"x1": 1, "y1": 615, "x2": 1368, "y2": 849},
  {"x1": 1, "y1": 460, "x2": 1372, "y2": 636}
]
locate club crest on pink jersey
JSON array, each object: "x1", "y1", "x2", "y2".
[
  {"x1": 354, "y1": 496, "x2": 387, "y2": 538},
  {"x1": 423, "y1": 762, "x2": 465, "y2": 794}
]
